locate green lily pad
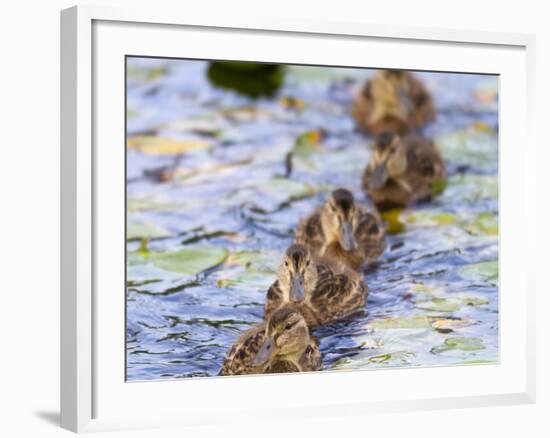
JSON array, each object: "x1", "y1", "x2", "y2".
[
  {"x1": 436, "y1": 127, "x2": 498, "y2": 168},
  {"x1": 127, "y1": 65, "x2": 168, "y2": 82},
  {"x1": 369, "y1": 316, "x2": 432, "y2": 329},
  {"x1": 226, "y1": 249, "x2": 280, "y2": 272},
  {"x1": 431, "y1": 337, "x2": 485, "y2": 354},
  {"x1": 381, "y1": 209, "x2": 406, "y2": 234},
  {"x1": 150, "y1": 246, "x2": 229, "y2": 275},
  {"x1": 416, "y1": 297, "x2": 461, "y2": 312},
  {"x1": 464, "y1": 211, "x2": 498, "y2": 236},
  {"x1": 459, "y1": 261, "x2": 498, "y2": 282},
  {"x1": 127, "y1": 221, "x2": 171, "y2": 240},
  {"x1": 405, "y1": 210, "x2": 456, "y2": 227},
  {"x1": 216, "y1": 270, "x2": 274, "y2": 291},
  {"x1": 441, "y1": 174, "x2": 498, "y2": 204}
]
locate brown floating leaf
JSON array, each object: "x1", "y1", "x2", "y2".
[{"x1": 127, "y1": 135, "x2": 211, "y2": 155}]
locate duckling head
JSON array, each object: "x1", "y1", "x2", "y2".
[
  {"x1": 277, "y1": 244, "x2": 318, "y2": 303},
  {"x1": 368, "y1": 132, "x2": 408, "y2": 190},
  {"x1": 253, "y1": 306, "x2": 310, "y2": 368},
  {"x1": 321, "y1": 188, "x2": 359, "y2": 252}
]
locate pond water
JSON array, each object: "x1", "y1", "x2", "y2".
[{"x1": 126, "y1": 58, "x2": 499, "y2": 381}]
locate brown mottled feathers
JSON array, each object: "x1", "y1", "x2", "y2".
[
  {"x1": 265, "y1": 282, "x2": 321, "y2": 327},
  {"x1": 310, "y1": 263, "x2": 368, "y2": 325},
  {"x1": 362, "y1": 135, "x2": 447, "y2": 209},
  {"x1": 264, "y1": 263, "x2": 368, "y2": 327},
  {"x1": 219, "y1": 325, "x2": 265, "y2": 376},
  {"x1": 295, "y1": 205, "x2": 387, "y2": 270},
  {"x1": 352, "y1": 71, "x2": 435, "y2": 135},
  {"x1": 219, "y1": 323, "x2": 322, "y2": 375}
]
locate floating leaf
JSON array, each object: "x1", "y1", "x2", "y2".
[
  {"x1": 435, "y1": 127, "x2": 498, "y2": 168},
  {"x1": 127, "y1": 221, "x2": 171, "y2": 240},
  {"x1": 460, "y1": 295, "x2": 489, "y2": 307},
  {"x1": 207, "y1": 62, "x2": 284, "y2": 98},
  {"x1": 465, "y1": 211, "x2": 498, "y2": 236},
  {"x1": 127, "y1": 136, "x2": 211, "y2": 155},
  {"x1": 226, "y1": 250, "x2": 280, "y2": 272},
  {"x1": 151, "y1": 247, "x2": 228, "y2": 275},
  {"x1": 405, "y1": 210, "x2": 456, "y2": 227},
  {"x1": 441, "y1": 174, "x2": 498, "y2": 204},
  {"x1": 127, "y1": 65, "x2": 168, "y2": 82},
  {"x1": 431, "y1": 337, "x2": 485, "y2": 354},
  {"x1": 381, "y1": 209, "x2": 405, "y2": 234},
  {"x1": 431, "y1": 318, "x2": 475, "y2": 331},
  {"x1": 128, "y1": 197, "x2": 196, "y2": 213},
  {"x1": 369, "y1": 316, "x2": 432, "y2": 329},
  {"x1": 416, "y1": 297, "x2": 461, "y2": 312},
  {"x1": 459, "y1": 261, "x2": 498, "y2": 282},
  {"x1": 216, "y1": 270, "x2": 274, "y2": 291},
  {"x1": 473, "y1": 80, "x2": 498, "y2": 104},
  {"x1": 280, "y1": 96, "x2": 306, "y2": 111},
  {"x1": 366, "y1": 351, "x2": 415, "y2": 364},
  {"x1": 410, "y1": 283, "x2": 444, "y2": 294}
]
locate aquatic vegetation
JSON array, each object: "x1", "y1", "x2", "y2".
[{"x1": 126, "y1": 59, "x2": 499, "y2": 380}]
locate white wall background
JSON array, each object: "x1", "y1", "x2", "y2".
[{"x1": 0, "y1": 1, "x2": 546, "y2": 437}]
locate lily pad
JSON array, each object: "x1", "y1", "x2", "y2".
[
  {"x1": 226, "y1": 249, "x2": 280, "y2": 272},
  {"x1": 431, "y1": 318, "x2": 475, "y2": 331},
  {"x1": 459, "y1": 261, "x2": 498, "y2": 282},
  {"x1": 150, "y1": 246, "x2": 229, "y2": 275},
  {"x1": 431, "y1": 337, "x2": 485, "y2": 354},
  {"x1": 441, "y1": 174, "x2": 498, "y2": 204},
  {"x1": 416, "y1": 297, "x2": 461, "y2": 312},
  {"x1": 369, "y1": 316, "x2": 432, "y2": 329},
  {"x1": 216, "y1": 270, "x2": 274, "y2": 292},
  {"x1": 127, "y1": 221, "x2": 171, "y2": 240},
  {"x1": 436, "y1": 126, "x2": 498, "y2": 168},
  {"x1": 405, "y1": 210, "x2": 456, "y2": 227},
  {"x1": 381, "y1": 209, "x2": 406, "y2": 234},
  {"x1": 127, "y1": 135, "x2": 211, "y2": 155},
  {"x1": 464, "y1": 211, "x2": 498, "y2": 236}
]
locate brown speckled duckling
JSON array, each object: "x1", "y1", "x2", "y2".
[
  {"x1": 296, "y1": 189, "x2": 387, "y2": 270},
  {"x1": 265, "y1": 244, "x2": 368, "y2": 327},
  {"x1": 362, "y1": 132, "x2": 446, "y2": 209},
  {"x1": 352, "y1": 69, "x2": 435, "y2": 135},
  {"x1": 219, "y1": 305, "x2": 322, "y2": 375}
]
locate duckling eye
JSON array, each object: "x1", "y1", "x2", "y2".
[
  {"x1": 306, "y1": 260, "x2": 310, "y2": 267},
  {"x1": 285, "y1": 261, "x2": 289, "y2": 267}
]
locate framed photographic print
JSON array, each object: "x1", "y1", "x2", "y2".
[{"x1": 61, "y1": 5, "x2": 536, "y2": 433}]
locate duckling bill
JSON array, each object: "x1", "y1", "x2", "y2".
[
  {"x1": 265, "y1": 244, "x2": 368, "y2": 327},
  {"x1": 296, "y1": 189, "x2": 387, "y2": 270},
  {"x1": 362, "y1": 132, "x2": 447, "y2": 209},
  {"x1": 352, "y1": 69, "x2": 435, "y2": 135},
  {"x1": 219, "y1": 305, "x2": 322, "y2": 375}
]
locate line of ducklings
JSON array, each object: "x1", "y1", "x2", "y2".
[{"x1": 219, "y1": 69, "x2": 447, "y2": 376}]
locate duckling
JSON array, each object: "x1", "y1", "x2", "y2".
[
  {"x1": 352, "y1": 69, "x2": 435, "y2": 135},
  {"x1": 362, "y1": 132, "x2": 447, "y2": 209},
  {"x1": 295, "y1": 189, "x2": 387, "y2": 270},
  {"x1": 219, "y1": 305, "x2": 322, "y2": 375},
  {"x1": 265, "y1": 244, "x2": 368, "y2": 327}
]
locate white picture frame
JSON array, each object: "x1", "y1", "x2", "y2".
[{"x1": 60, "y1": 4, "x2": 537, "y2": 433}]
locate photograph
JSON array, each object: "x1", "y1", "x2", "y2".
[{"x1": 125, "y1": 57, "x2": 499, "y2": 381}]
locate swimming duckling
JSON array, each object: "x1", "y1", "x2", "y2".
[
  {"x1": 219, "y1": 305, "x2": 322, "y2": 375},
  {"x1": 352, "y1": 69, "x2": 435, "y2": 135},
  {"x1": 265, "y1": 244, "x2": 368, "y2": 327},
  {"x1": 362, "y1": 132, "x2": 446, "y2": 209},
  {"x1": 295, "y1": 189, "x2": 387, "y2": 270}
]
